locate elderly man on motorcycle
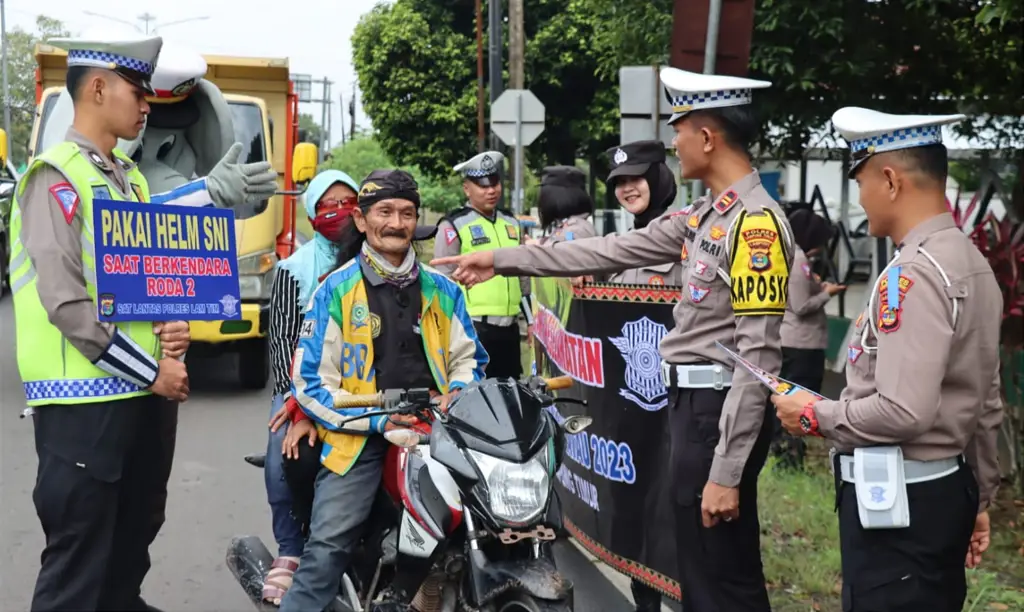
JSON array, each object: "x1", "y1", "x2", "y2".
[{"x1": 280, "y1": 169, "x2": 488, "y2": 612}]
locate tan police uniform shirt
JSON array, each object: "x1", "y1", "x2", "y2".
[
  {"x1": 540, "y1": 214, "x2": 597, "y2": 245},
  {"x1": 781, "y1": 248, "x2": 831, "y2": 349},
  {"x1": 493, "y1": 171, "x2": 793, "y2": 487},
  {"x1": 433, "y1": 204, "x2": 531, "y2": 301},
  {"x1": 16, "y1": 128, "x2": 145, "y2": 361},
  {"x1": 814, "y1": 213, "x2": 1003, "y2": 510}
]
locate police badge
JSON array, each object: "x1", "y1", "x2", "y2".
[{"x1": 99, "y1": 293, "x2": 116, "y2": 317}]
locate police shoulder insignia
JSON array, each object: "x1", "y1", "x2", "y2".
[
  {"x1": 49, "y1": 182, "x2": 80, "y2": 224},
  {"x1": 680, "y1": 244, "x2": 688, "y2": 261},
  {"x1": 801, "y1": 262, "x2": 812, "y2": 278},
  {"x1": 300, "y1": 319, "x2": 316, "y2": 338},
  {"x1": 444, "y1": 227, "x2": 458, "y2": 245},
  {"x1": 876, "y1": 272, "x2": 914, "y2": 334},
  {"x1": 505, "y1": 224, "x2": 518, "y2": 240},
  {"x1": 687, "y1": 282, "x2": 710, "y2": 303},
  {"x1": 848, "y1": 345, "x2": 863, "y2": 364},
  {"x1": 729, "y1": 211, "x2": 789, "y2": 316},
  {"x1": 130, "y1": 183, "x2": 145, "y2": 202},
  {"x1": 687, "y1": 215, "x2": 700, "y2": 229},
  {"x1": 709, "y1": 226, "x2": 726, "y2": 241},
  {"x1": 713, "y1": 190, "x2": 738, "y2": 214}
]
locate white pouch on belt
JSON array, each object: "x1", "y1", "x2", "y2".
[{"x1": 852, "y1": 446, "x2": 910, "y2": 529}]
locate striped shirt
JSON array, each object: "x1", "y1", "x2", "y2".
[{"x1": 269, "y1": 269, "x2": 303, "y2": 396}]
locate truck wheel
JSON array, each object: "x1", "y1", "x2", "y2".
[{"x1": 239, "y1": 338, "x2": 269, "y2": 390}]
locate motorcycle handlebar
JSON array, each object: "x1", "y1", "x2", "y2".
[
  {"x1": 334, "y1": 393, "x2": 383, "y2": 408},
  {"x1": 544, "y1": 376, "x2": 573, "y2": 391},
  {"x1": 333, "y1": 376, "x2": 573, "y2": 411}
]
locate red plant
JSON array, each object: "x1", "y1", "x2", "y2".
[{"x1": 969, "y1": 213, "x2": 1024, "y2": 346}]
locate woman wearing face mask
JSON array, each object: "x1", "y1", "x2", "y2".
[
  {"x1": 606, "y1": 141, "x2": 683, "y2": 286},
  {"x1": 772, "y1": 207, "x2": 845, "y2": 469},
  {"x1": 261, "y1": 169, "x2": 360, "y2": 605}
]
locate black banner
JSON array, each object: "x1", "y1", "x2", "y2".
[{"x1": 532, "y1": 278, "x2": 683, "y2": 599}]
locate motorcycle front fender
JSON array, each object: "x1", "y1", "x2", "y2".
[{"x1": 466, "y1": 549, "x2": 574, "y2": 607}]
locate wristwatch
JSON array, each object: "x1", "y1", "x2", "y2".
[{"x1": 799, "y1": 401, "x2": 821, "y2": 437}]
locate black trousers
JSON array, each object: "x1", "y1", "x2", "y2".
[
  {"x1": 669, "y1": 387, "x2": 773, "y2": 612},
  {"x1": 474, "y1": 321, "x2": 522, "y2": 380},
  {"x1": 31, "y1": 395, "x2": 178, "y2": 611},
  {"x1": 836, "y1": 457, "x2": 978, "y2": 612},
  {"x1": 630, "y1": 578, "x2": 663, "y2": 611},
  {"x1": 771, "y1": 347, "x2": 826, "y2": 466}
]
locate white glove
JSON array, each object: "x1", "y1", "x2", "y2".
[{"x1": 206, "y1": 142, "x2": 279, "y2": 209}]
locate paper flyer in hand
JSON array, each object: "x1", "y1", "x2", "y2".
[{"x1": 714, "y1": 341, "x2": 828, "y2": 400}]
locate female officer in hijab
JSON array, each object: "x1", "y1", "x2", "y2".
[
  {"x1": 535, "y1": 165, "x2": 597, "y2": 245},
  {"x1": 262, "y1": 168, "x2": 360, "y2": 605},
  {"x1": 605, "y1": 140, "x2": 683, "y2": 286}
]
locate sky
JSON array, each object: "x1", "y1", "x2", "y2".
[{"x1": 4, "y1": 0, "x2": 382, "y2": 145}]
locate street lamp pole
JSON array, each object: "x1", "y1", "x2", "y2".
[{"x1": 82, "y1": 11, "x2": 210, "y2": 35}]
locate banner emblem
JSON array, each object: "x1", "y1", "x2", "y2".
[{"x1": 610, "y1": 317, "x2": 669, "y2": 411}]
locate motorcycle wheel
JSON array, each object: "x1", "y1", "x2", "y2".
[{"x1": 494, "y1": 593, "x2": 570, "y2": 612}]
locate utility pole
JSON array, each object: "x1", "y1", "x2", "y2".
[
  {"x1": 1, "y1": 0, "x2": 12, "y2": 142},
  {"x1": 692, "y1": 0, "x2": 723, "y2": 200},
  {"x1": 320, "y1": 78, "x2": 330, "y2": 155},
  {"x1": 349, "y1": 82, "x2": 356, "y2": 141},
  {"x1": 339, "y1": 92, "x2": 346, "y2": 144},
  {"x1": 475, "y1": 0, "x2": 485, "y2": 152},
  {"x1": 508, "y1": 0, "x2": 524, "y2": 213},
  {"x1": 487, "y1": 0, "x2": 503, "y2": 152}
]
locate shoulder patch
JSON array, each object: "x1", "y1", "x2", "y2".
[
  {"x1": 713, "y1": 190, "x2": 738, "y2": 214},
  {"x1": 729, "y1": 210, "x2": 789, "y2": 316},
  {"x1": 877, "y1": 268, "x2": 914, "y2": 334},
  {"x1": 130, "y1": 183, "x2": 145, "y2": 202},
  {"x1": 444, "y1": 227, "x2": 458, "y2": 245},
  {"x1": 48, "y1": 182, "x2": 80, "y2": 224}
]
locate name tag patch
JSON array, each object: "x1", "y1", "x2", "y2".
[
  {"x1": 470, "y1": 225, "x2": 490, "y2": 246},
  {"x1": 699, "y1": 238, "x2": 723, "y2": 258}
]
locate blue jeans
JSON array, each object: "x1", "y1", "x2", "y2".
[
  {"x1": 278, "y1": 440, "x2": 386, "y2": 612},
  {"x1": 266, "y1": 394, "x2": 304, "y2": 558}
]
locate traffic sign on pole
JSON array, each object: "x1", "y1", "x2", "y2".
[
  {"x1": 490, "y1": 89, "x2": 545, "y2": 146},
  {"x1": 490, "y1": 89, "x2": 545, "y2": 215}
]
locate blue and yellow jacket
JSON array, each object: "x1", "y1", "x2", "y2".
[{"x1": 291, "y1": 258, "x2": 488, "y2": 475}]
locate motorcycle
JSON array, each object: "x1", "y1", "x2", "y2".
[{"x1": 226, "y1": 375, "x2": 592, "y2": 612}]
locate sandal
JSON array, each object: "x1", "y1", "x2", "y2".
[{"x1": 262, "y1": 556, "x2": 300, "y2": 606}]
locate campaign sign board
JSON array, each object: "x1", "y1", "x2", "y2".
[{"x1": 92, "y1": 199, "x2": 241, "y2": 322}]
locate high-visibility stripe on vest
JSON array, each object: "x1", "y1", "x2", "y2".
[
  {"x1": 8, "y1": 141, "x2": 161, "y2": 406},
  {"x1": 451, "y1": 208, "x2": 522, "y2": 317}
]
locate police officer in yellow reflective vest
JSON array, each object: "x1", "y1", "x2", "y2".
[
  {"x1": 434, "y1": 151, "x2": 534, "y2": 379},
  {"x1": 9, "y1": 35, "x2": 192, "y2": 612}
]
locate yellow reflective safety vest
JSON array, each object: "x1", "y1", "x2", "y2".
[
  {"x1": 8, "y1": 141, "x2": 160, "y2": 406},
  {"x1": 448, "y1": 206, "x2": 522, "y2": 317}
]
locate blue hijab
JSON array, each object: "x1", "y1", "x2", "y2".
[{"x1": 277, "y1": 169, "x2": 360, "y2": 307}]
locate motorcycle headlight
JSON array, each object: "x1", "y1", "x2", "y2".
[
  {"x1": 467, "y1": 448, "x2": 550, "y2": 524},
  {"x1": 237, "y1": 251, "x2": 278, "y2": 300}
]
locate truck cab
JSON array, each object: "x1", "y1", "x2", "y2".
[{"x1": 30, "y1": 48, "x2": 317, "y2": 389}]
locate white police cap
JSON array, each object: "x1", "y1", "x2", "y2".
[
  {"x1": 49, "y1": 33, "x2": 163, "y2": 94},
  {"x1": 453, "y1": 151, "x2": 505, "y2": 186},
  {"x1": 148, "y1": 45, "x2": 207, "y2": 103},
  {"x1": 660, "y1": 67, "x2": 771, "y2": 125},
  {"x1": 832, "y1": 107, "x2": 966, "y2": 176}
]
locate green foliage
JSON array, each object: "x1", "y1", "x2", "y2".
[
  {"x1": 321, "y1": 136, "x2": 465, "y2": 214},
  {"x1": 351, "y1": 0, "x2": 618, "y2": 181},
  {"x1": 6, "y1": 16, "x2": 71, "y2": 166}
]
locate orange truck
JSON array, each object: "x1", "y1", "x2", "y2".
[{"x1": 30, "y1": 46, "x2": 318, "y2": 388}]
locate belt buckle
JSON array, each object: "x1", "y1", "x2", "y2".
[
  {"x1": 711, "y1": 365, "x2": 724, "y2": 391},
  {"x1": 828, "y1": 447, "x2": 837, "y2": 474},
  {"x1": 661, "y1": 362, "x2": 671, "y2": 387}
]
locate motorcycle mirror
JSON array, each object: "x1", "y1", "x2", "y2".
[
  {"x1": 562, "y1": 415, "x2": 593, "y2": 435},
  {"x1": 383, "y1": 428, "x2": 424, "y2": 448}
]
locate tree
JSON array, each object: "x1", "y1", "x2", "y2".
[
  {"x1": 5, "y1": 16, "x2": 71, "y2": 166},
  {"x1": 298, "y1": 113, "x2": 324, "y2": 146},
  {"x1": 351, "y1": 0, "x2": 618, "y2": 180}
]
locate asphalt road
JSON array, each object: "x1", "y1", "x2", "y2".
[{"x1": 0, "y1": 296, "x2": 640, "y2": 611}]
